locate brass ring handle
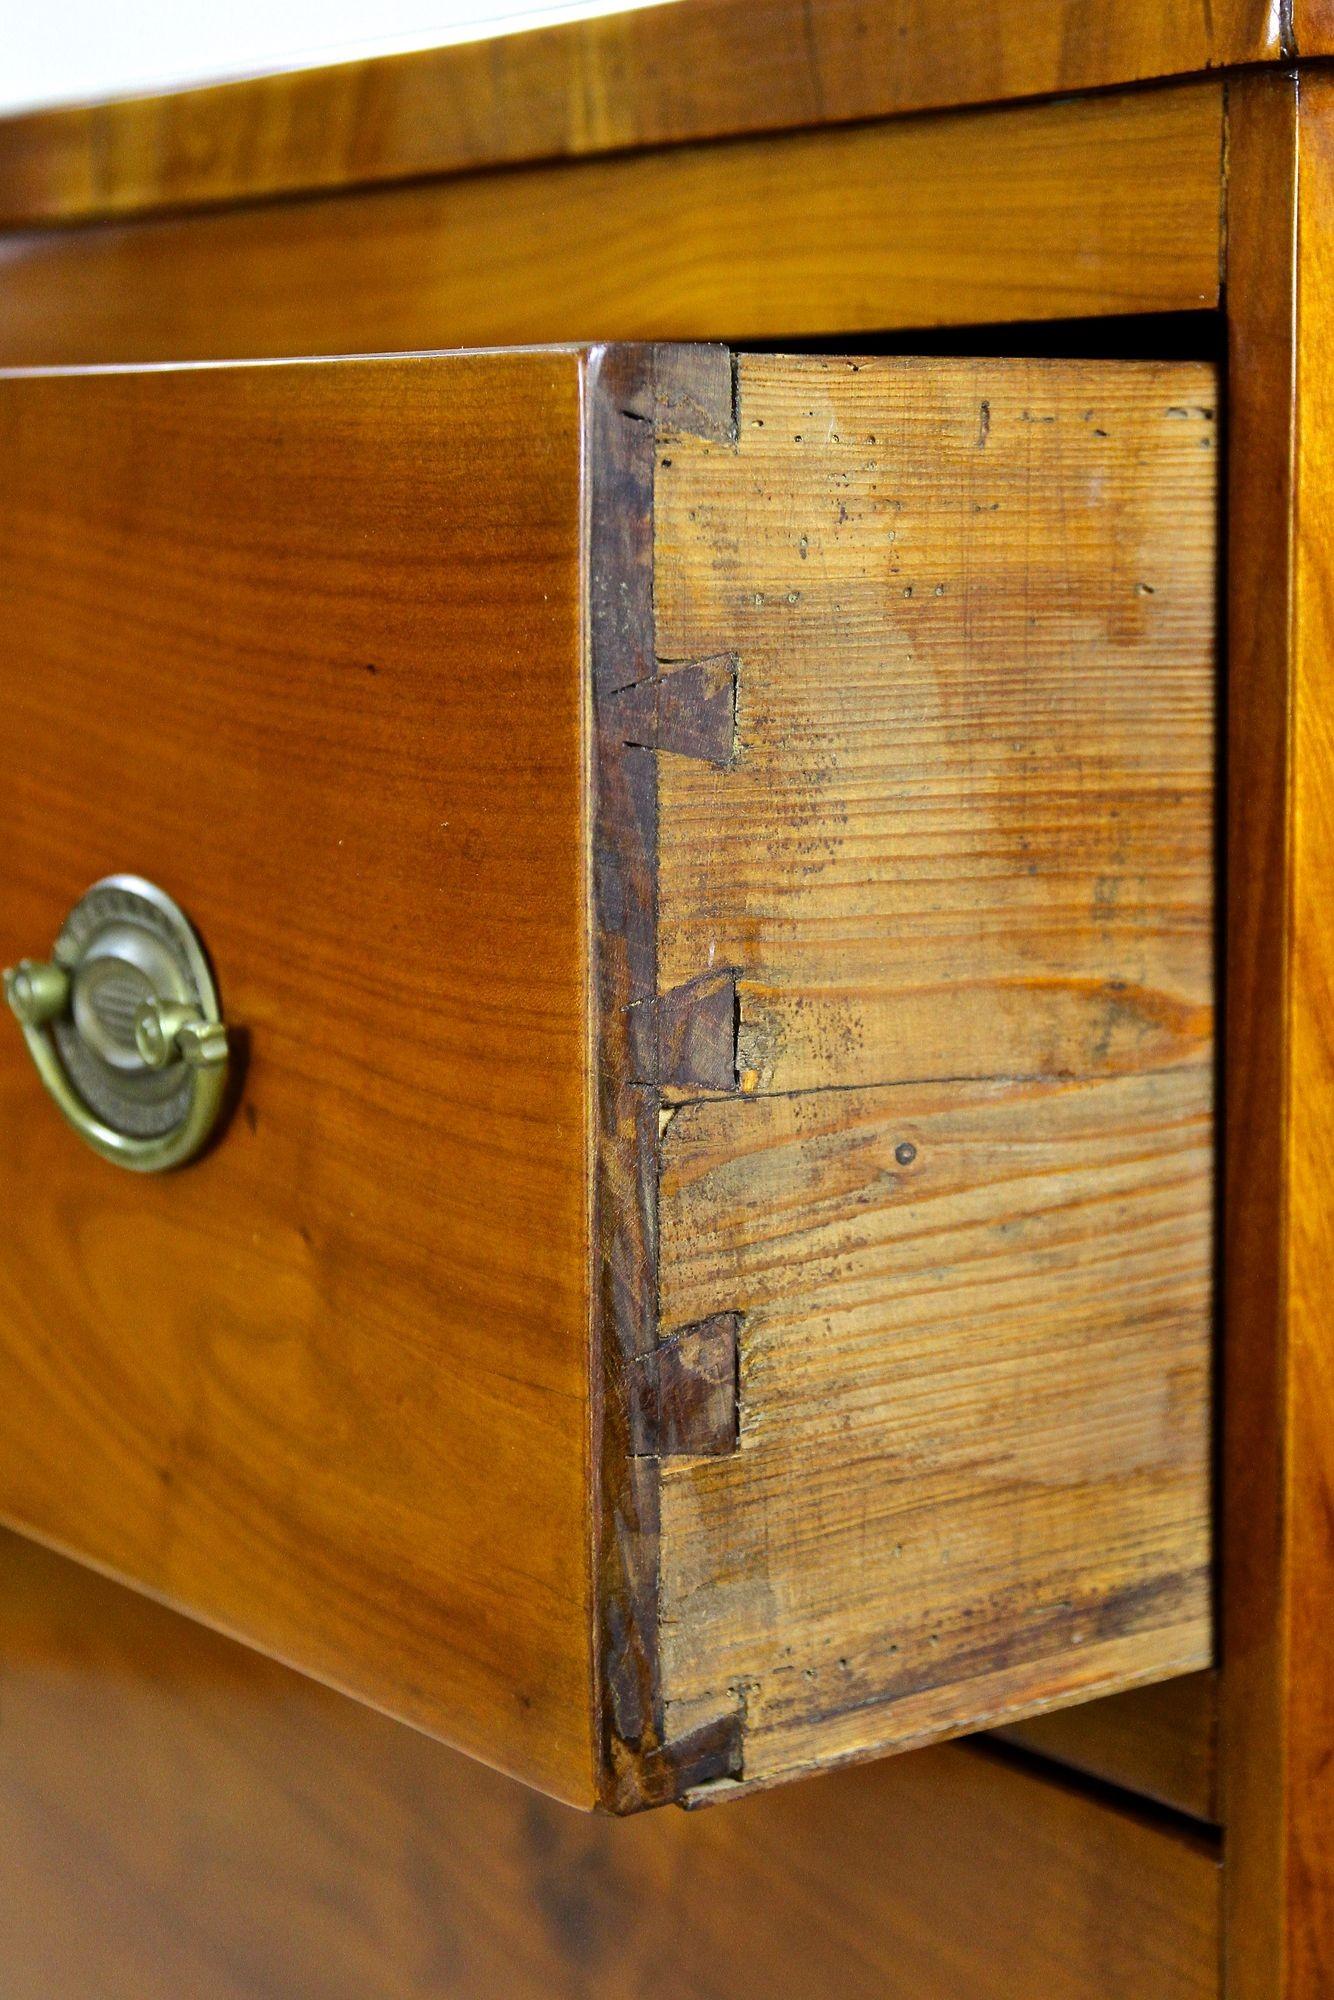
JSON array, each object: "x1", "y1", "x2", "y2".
[{"x1": 4, "y1": 876, "x2": 230, "y2": 1173}]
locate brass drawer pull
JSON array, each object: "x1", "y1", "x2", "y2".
[{"x1": 4, "y1": 875, "x2": 229, "y2": 1172}]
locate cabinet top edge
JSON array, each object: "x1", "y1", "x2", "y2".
[{"x1": 0, "y1": 0, "x2": 1266, "y2": 233}]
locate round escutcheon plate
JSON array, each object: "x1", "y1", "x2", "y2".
[{"x1": 3, "y1": 875, "x2": 230, "y2": 1172}]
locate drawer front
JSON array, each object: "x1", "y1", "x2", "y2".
[
  {"x1": 0, "y1": 351, "x2": 597, "y2": 1802},
  {"x1": 0, "y1": 343, "x2": 1216, "y2": 1811}
]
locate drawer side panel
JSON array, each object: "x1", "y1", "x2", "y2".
[{"x1": 651, "y1": 354, "x2": 1217, "y2": 1794}]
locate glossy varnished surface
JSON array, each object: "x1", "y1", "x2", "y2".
[
  {"x1": 0, "y1": 1531, "x2": 1222, "y2": 2000},
  {"x1": 0, "y1": 0, "x2": 1287, "y2": 226},
  {"x1": 0, "y1": 352, "x2": 596, "y2": 1802},
  {"x1": 0, "y1": 84, "x2": 1224, "y2": 367},
  {"x1": 1286, "y1": 75, "x2": 1334, "y2": 1992},
  {"x1": 1286, "y1": 76, "x2": 1334, "y2": 1992},
  {"x1": 0, "y1": 340, "x2": 1222, "y2": 1820},
  {"x1": 1220, "y1": 68, "x2": 1334, "y2": 1999}
]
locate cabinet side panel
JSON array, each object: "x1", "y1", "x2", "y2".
[{"x1": 1220, "y1": 67, "x2": 1334, "y2": 1999}]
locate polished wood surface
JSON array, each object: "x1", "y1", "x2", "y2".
[
  {"x1": 998, "y1": 1671, "x2": 1218, "y2": 1823},
  {"x1": 0, "y1": 352, "x2": 596, "y2": 1803},
  {"x1": 0, "y1": 1529, "x2": 1222, "y2": 2000},
  {"x1": 1218, "y1": 72, "x2": 1299, "y2": 1995},
  {"x1": 0, "y1": 83, "x2": 1224, "y2": 368},
  {"x1": 1219, "y1": 68, "x2": 1334, "y2": 1999},
  {"x1": 0, "y1": 0, "x2": 1282, "y2": 226},
  {"x1": 1294, "y1": 0, "x2": 1334, "y2": 56},
  {"x1": 1287, "y1": 75, "x2": 1334, "y2": 1993},
  {"x1": 648, "y1": 354, "x2": 1215, "y2": 1794},
  {"x1": 1, "y1": 1, "x2": 1321, "y2": 1981}
]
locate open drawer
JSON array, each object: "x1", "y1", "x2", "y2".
[{"x1": 0, "y1": 344, "x2": 1215, "y2": 1811}]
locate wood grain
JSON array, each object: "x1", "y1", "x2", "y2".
[
  {"x1": 585, "y1": 345, "x2": 746, "y2": 1812},
  {"x1": 996, "y1": 1670, "x2": 1218, "y2": 1823},
  {"x1": 656, "y1": 355, "x2": 1218, "y2": 1096},
  {"x1": 0, "y1": 342, "x2": 1219, "y2": 1819},
  {"x1": 1218, "y1": 72, "x2": 1299, "y2": 1996},
  {"x1": 648, "y1": 354, "x2": 1217, "y2": 1792},
  {"x1": 1286, "y1": 73, "x2": 1334, "y2": 1993},
  {"x1": 0, "y1": 0, "x2": 1275, "y2": 226},
  {"x1": 0, "y1": 353, "x2": 597, "y2": 1803},
  {"x1": 1294, "y1": 0, "x2": 1334, "y2": 55},
  {"x1": 0, "y1": 1529, "x2": 1222, "y2": 2000},
  {"x1": 0, "y1": 84, "x2": 1225, "y2": 368},
  {"x1": 1220, "y1": 68, "x2": 1334, "y2": 1999},
  {"x1": 656, "y1": 1070, "x2": 1212, "y2": 1787}
]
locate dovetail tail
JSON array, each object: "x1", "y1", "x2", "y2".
[
  {"x1": 629, "y1": 971, "x2": 740, "y2": 1092},
  {"x1": 652, "y1": 343, "x2": 738, "y2": 446},
  {"x1": 630, "y1": 1312, "x2": 742, "y2": 1460},
  {"x1": 633, "y1": 1709, "x2": 744, "y2": 1808},
  {"x1": 606, "y1": 654, "x2": 738, "y2": 767}
]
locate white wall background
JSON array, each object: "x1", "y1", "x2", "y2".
[{"x1": 0, "y1": 0, "x2": 672, "y2": 115}]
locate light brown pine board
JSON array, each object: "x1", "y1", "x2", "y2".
[
  {"x1": 657, "y1": 1069, "x2": 1213, "y2": 1784},
  {"x1": 651, "y1": 354, "x2": 1217, "y2": 1791},
  {"x1": 655, "y1": 355, "x2": 1218, "y2": 1097}
]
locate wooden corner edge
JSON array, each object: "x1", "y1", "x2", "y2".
[{"x1": 584, "y1": 343, "x2": 747, "y2": 1813}]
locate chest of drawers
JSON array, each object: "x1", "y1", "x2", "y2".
[{"x1": 0, "y1": 5, "x2": 1330, "y2": 1994}]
